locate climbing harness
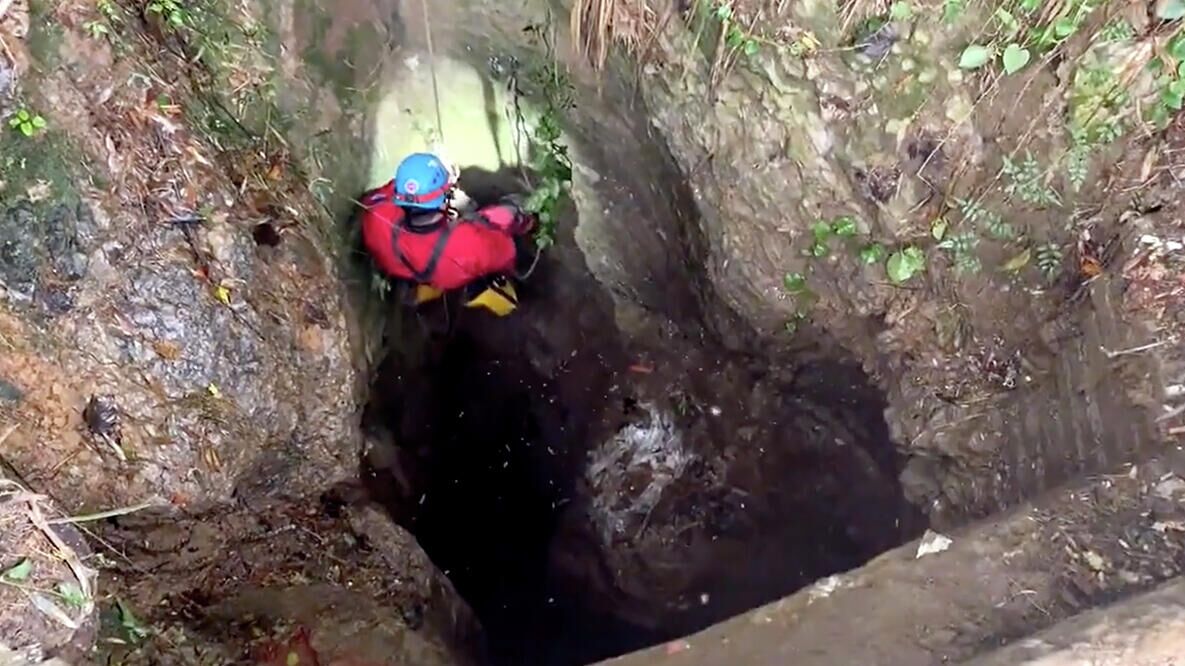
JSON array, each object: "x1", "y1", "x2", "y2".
[{"x1": 419, "y1": 2, "x2": 542, "y2": 284}]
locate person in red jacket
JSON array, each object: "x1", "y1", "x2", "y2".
[{"x1": 359, "y1": 152, "x2": 536, "y2": 316}]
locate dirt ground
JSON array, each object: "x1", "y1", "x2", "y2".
[{"x1": 2, "y1": 0, "x2": 1185, "y2": 665}]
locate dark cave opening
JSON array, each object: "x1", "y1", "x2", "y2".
[
  {"x1": 360, "y1": 326, "x2": 924, "y2": 665},
  {"x1": 355, "y1": 168, "x2": 924, "y2": 666}
]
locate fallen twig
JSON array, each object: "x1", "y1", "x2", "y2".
[
  {"x1": 1101, "y1": 339, "x2": 1174, "y2": 359},
  {"x1": 47, "y1": 501, "x2": 159, "y2": 525}
]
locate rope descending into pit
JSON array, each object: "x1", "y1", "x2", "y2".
[
  {"x1": 420, "y1": 0, "x2": 444, "y2": 145},
  {"x1": 420, "y1": 1, "x2": 543, "y2": 282}
]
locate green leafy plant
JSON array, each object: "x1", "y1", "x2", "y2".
[
  {"x1": 1068, "y1": 64, "x2": 1128, "y2": 141},
  {"x1": 1, "y1": 558, "x2": 33, "y2": 582},
  {"x1": 783, "y1": 311, "x2": 809, "y2": 335},
  {"x1": 116, "y1": 598, "x2": 151, "y2": 642},
  {"x1": 705, "y1": 1, "x2": 761, "y2": 56},
  {"x1": 97, "y1": 0, "x2": 122, "y2": 21},
  {"x1": 521, "y1": 111, "x2": 573, "y2": 249},
  {"x1": 806, "y1": 215, "x2": 861, "y2": 257},
  {"x1": 942, "y1": 0, "x2": 966, "y2": 23},
  {"x1": 958, "y1": 44, "x2": 993, "y2": 69},
  {"x1": 1064, "y1": 142, "x2": 1091, "y2": 192},
  {"x1": 1001, "y1": 152, "x2": 1061, "y2": 207},
  {"x1": 1147, "y1": 37, "x2": 1185, "y2": 127},
  {"x1": 956, "y1": 198, "x2": 1014, "y2": 240},
  {"x1": 84, "y1": 20, "x2": 110, "y2": 39},
  {"x1": 1099, "y1": 19, "x2": 1134, "y2": 43},
  {"x1": 937, "y1": 232, "x2": 982, "y2": 274},
  {"x1": 886, "y1": 246, "x2": 925, "y2": 284},
  {"x1": 57, "y1": 581, "x2": 87, "y2": 609},
  {"x1": 515, "y1": 27, "x2": 576, "y2": 250},
  {"x1": 1036, "y1": 242, "x2": 1063, "y2": 280},
  {"x1": 1001, "y1": 43, "x2": 1031, "y2": 74},
  {"x1": 783, "y1": 272, "x2": 808, "y2": 294},
  {"x1": 983, "y1": 214, "x2": 1017, "y2": 241},
  {"x1": 146, "y1": 0, "x2": 187, "y2": 29},
  {"x1": 1030, "y1": 0, "x2": 1100, "y2": 52},
  {"x1": 7, "y1": 109, "x2": 47, "y2": 137},
  {"x1": 859, "y1": 243, "x2": 887, "y2": 265},
  {"x1": 889, "y1": 1, "x2": 913, "y2": 21},
  {"x1": 831, "y1": 215, "x2": 858, "y2": 237}
]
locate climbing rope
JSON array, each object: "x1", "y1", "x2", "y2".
[
  {"x1": 420, "y1": 3, "x2": 543, "y2": 283},
  {"x1": 420, "y1": 0, "x2": 445, "y2": 146}
]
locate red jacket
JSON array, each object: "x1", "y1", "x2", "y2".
[{"x1": 359, "y1": 181, "x2": 534, "y2": 291}]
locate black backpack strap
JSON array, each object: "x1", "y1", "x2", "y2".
[{"x1": 390, "y1": 222, "x2": 456, "y2": 283}]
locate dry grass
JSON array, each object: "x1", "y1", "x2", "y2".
[
  {"x1": 0, "y1": 473, "x2": 95, "y2": 659},
  {"x1": 570, "y1": 0, "x2": 661, "y2": 70}
]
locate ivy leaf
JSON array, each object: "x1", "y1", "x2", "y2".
[
  {"x1": 743, "y1": 40, "x2": 759, "y2": 56},
  {"x1": 1157, "y1": 0, "x2": 1185, "y2": 20},
  {"x1": 1001, "y1": 43, "x2": 1031, "y2": 74},
  {"x1": 2, "y1": 558, "x2": 34, "y2": 582},
  {"x1": 886, "y1": 246, "x2": 926, "y2": 284},
  {"x1": 958, "y1": 44, "x2": 992, "y2": 70},
  {"x1": 1053, "y1": 17, "x2": 1076, "y2": 38},
  {"x1": 809, "y1": 241, "x2": 830, "y2": 258}
]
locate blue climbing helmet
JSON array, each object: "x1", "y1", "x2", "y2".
[{"x1": 394, "y1": 152, "x2": 453, "y2": 210}]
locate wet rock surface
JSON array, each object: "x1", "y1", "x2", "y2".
[
  {"x1": 98, "y1": 502, "x2": 481, "y2": 665},
  {"x1": 3, "y1": 0, "x2": 1184, "y2": 665}
]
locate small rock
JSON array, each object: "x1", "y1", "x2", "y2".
[
  {"x1": 1152, "y1": 520, "x2": 1185, "y2": 533},
  {"x1": 1083, "y1": 551, "x2": 1106, "y2": 571},
  {"x1": 665, "y1": 640, "x2": 690, "y2": 655},
  {"x1": 916, "y1": 529, "x2": 953, "y2": 558},
  {"x1": 1154, "y1": 476, "x2": 1185, "y2": 500}
]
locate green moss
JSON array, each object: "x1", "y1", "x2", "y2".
[
  {"x1": 0, "y1": 129, "x2": 85, "y2": 212},
  {"x1": 300, "y1": 18, "x2": 382, "y2": 106},
  {"x1": 26, "y1": 0, "x2": 66, "y2": 69}
]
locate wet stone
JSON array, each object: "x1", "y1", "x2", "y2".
[
  {"x1": 0, "y1": 204, "x2": 45, "y2": 302},
  {"x1": 0, "y1": 202, "x2": 89, "y2": 309},
  {"x1": 0, "y1": 377, "x2": 23, "y2": 404},
  {"x1": 43, "y1": 202, "x2": 90, "y2": 281}
]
